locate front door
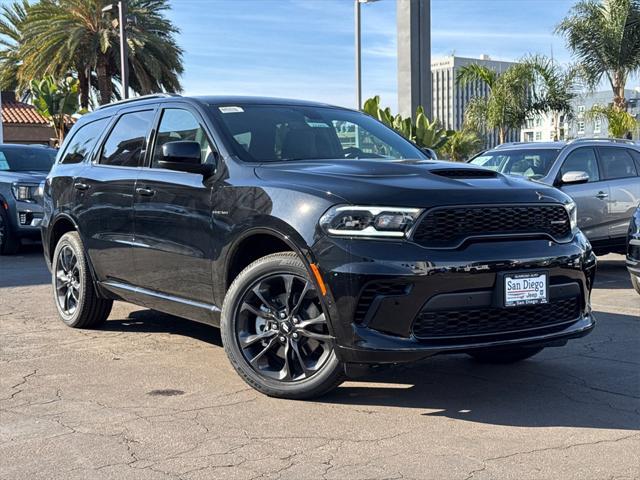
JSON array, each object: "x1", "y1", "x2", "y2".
[
  {"x1": 558, "y1": 147, "x2": 609, "y2": 242},
  {"x1": 133, "y1": 106, "x2": 217, "y2": 307}
]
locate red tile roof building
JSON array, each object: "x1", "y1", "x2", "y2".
[{"x1": 1, "y1": 91, "x2": 56, "y2": 145}]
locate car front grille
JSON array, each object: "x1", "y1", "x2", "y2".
[
  {"x1": 412, "y1": 296, "x2": 580, "y2": 340},
  {"x1": 411, "y1": 205, "x2": 571, "y2": 248}
]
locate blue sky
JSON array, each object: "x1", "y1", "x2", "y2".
[{"x1": 171, "y1": 0, "x2": 580, "y2": 109}]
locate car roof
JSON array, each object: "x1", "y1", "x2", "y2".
[{"x1": 489, "y1": 139, "x2": 640, "y2": 152}]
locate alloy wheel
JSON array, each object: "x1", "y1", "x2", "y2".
[
  {"x1": 235, "y1": 273, "x2": 332, "y2": 382},
  {"x1": 54, "y1": 245, "x2": 81, "y2": 316}
]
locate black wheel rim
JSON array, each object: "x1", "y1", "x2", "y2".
[
  {"x1": 54, "y1": 245, "x2": 81, "y2": 316},
  {"x1": 236, "y1": 273, "x2": 333, "y2": 382}
]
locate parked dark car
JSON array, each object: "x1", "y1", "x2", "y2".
[
  {"x1": 41, "y1": 95, "x2": 597, "y2": 399},
  {"x1": 627, "y1": 206, "x2": 640, "y2": 295},
  {"x1": 469, "y1": 139, "x2": 640, "y2": 255},
  {"x1": 0, "y1": 144, "x2": 57, "y2": 254}
]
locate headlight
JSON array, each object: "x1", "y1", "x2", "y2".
[
  {"x1": 564, "y1": 201, "x2": 578, "y2": 233},
  {"x1": 11, "y1": 183, "x2": 37, "y2": 203},
  {"x1": 319, "y1": 205, "x2": 423, "y2": 238}
]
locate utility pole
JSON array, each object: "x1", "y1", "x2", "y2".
[
  {"x1": 355, "y1": 0, "x2": 362, "y2": 109},
  {"x1": 0, "y1": 90, "x2": 4, "y2": 144}
]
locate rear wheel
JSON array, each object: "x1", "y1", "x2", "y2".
[
  {"x1": 221, "y1": 252, "x2": 344, "y2": 399},
  {"x1": 52, "y1": 232, "x2": 113, "y2": 328},
  {"x1": 468, "y1": 346, "x2": 544, "y2": 364},
  {"x1": 631, "y1": 274, "x2": 640, "y2": 295},
  {"x1": 0, "y1": 208, "x2": 20, "y2": 255}
]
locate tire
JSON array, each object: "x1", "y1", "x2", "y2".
[
  {"x1": 468, "y1": 346, "x2": 544, "y2": 364},
  {"x1": 0, "y1": 208, "x2": 20, "y2": 255},
  {"x1": 631, "y1": 274, "x2": 640, "y2": 295},
  {"x1": 52, "y1": 231, "x2": 113, "y2": 328},
  {"x1": 221, "y1": 252, "x2": 345, "y2": 399}
]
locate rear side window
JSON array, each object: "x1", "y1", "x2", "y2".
[
  {"x1": 560, "y1": 148, "x2": 599, "y2": 182},
  {"x1": 99, "y1": 110, "x2": 155, "y2": 167},
  {"x1": 598, "y1": 147, "x2": 638, "y2": 180},
  {"x1": 628, "y1": 149, "x2": 640, "y2": 175},
  {"x1": 60, "y1": 118, "x2": 109, "y2": 164}
]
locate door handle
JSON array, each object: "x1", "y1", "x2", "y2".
[
  {"x1": 136, "y1": 187, "x2": 156, "y2": 197},
  {"x1": 73, "y1": 182, "x2": 89, "y2": 191},
  {"x1": 595, "y1": 191, "x2": 608, "y2": 199}
]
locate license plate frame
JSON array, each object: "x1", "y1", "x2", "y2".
[{"x1": 499, "y1": 271, "x2": 549, "y2": 308}]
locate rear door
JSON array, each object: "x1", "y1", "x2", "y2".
[
  {"x1": 557, "y1": 147, "x2": 609, "y2": 241},
  {"x1": 596, "y1": 146, "x2": 640, "y2": 239},
  {"x1": 132, "y1": 105, "x2": 217, "y2": 307},
  {"x1": 76, "y1": 108, "x2": 156, "y2": 287}
]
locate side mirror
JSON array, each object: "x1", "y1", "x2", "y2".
[
  {"x1": 422, "y1": 148, "x2": 438, "y2": 160},
  {"x1": 157, "y1": 141, "x2": 215, "y2": 177},
  {"x1": 560, "y1": 171, "x2": 589, "y2": 185}
]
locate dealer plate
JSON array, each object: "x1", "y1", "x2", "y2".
[{"x1": 504, "y1": 272, "x2": 548, "y2": 307}]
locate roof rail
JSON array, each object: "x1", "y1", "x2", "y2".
[
  {"x1": 568, "y1": 137, "x2": 636, "y2": 145},
  {"x1": 96, "y1": 93, "x2": 181, "y2": 110},
  {"x1": 494, "y1": 141, "x2": 531, "y2": 149}
]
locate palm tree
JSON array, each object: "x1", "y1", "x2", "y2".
[
  {"x1": 0, "y1": 0, "x2": 29, "y2": 93},
  {"x1": 556, "y1": 0, "x2": 640, "y2": 111},
  {"x1": 587, "y1": 104, "x2": 639, "y2": 137},
  {"x1": 30, "y1": 75, "x2": 79, "y2": 144},
  {"x1": 440, "y1": 128, "x2": 483, "y2": 162},
  {"x1": 18, "y1": 0, "x2": 183, "y2": 107},
  {"x1": 456, "y1": 63, "x2": 534, "y2": 144},
  {"x1": 524, "y1": 55, "x2": 579, "y2": 140}
]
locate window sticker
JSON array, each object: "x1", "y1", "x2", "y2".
[{"x1": 219, "y1": 106, "x2": 244, "y2": 114}]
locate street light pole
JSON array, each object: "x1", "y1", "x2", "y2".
[
  {"x1": 103, "y1": 1, "x2": 129, "y2": 100},
  {"x1": 118, "y1": 1, "x2": 129, "y2": 99},
  {"x1": 355, "y1": 0, "x2": 362, "y2": 110},
  {"x1": 0, "y1": 90, "x2": 4, "y2": 144}
]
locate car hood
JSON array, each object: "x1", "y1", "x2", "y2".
[
  {"x1": 0, "y1": 171, "x2": 48, "y2": 184},
  {"x1": 254, "y1": 159, "x2": 571, "y2": 207}
]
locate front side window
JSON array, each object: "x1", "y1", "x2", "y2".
[
  {"x1": 0, "y1": 147, "x2": 56, "y2": 172},
  {"x1": 60, "y1": 118, "x2": 109, "y2": 164},
  {"x1": 469, "y1": 149, "x2": 560, "y2": 179},
  {"x1": 598, "y1": 147, "x2": 638, "y2": 180},
  {"x1": 99, "y1": 110, "x2": 155, "y2": 167},
  {"x1": 152, "y1": 108, "x2": 215, "y2": 167},
  {"x1": 209, "y1": 104, "x2": 425, "y2": 162},
  {"x1": 560, "y1": 148, "x2": 599, "y2": 182}
]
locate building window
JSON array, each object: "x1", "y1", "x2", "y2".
[
  {"x1": 535, "y1": 132, "x2": 542, "y2": 141},
  {"x1": 535, "y1": 117, "x2": 542, "y2": 127},
  {"x1": 526, "y1": 118, "x2": 534, "y2": 129},
  {"x1": 525, "y1": 132, "x2": 534, "y2": 142},
  {"x1": 577, "y1": 121, "x2": 585, "y2": 134}
]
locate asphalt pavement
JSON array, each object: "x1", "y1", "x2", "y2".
[{"x1": 1, "y1": 248, "x2": 638, "y2": 480}]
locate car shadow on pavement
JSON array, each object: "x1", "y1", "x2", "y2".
[
  {"x1": 101, "y1": 308, "x2": 223, "y2": 347},
  {"x1": 594, "y1": 258, "x2": 633, "y2": 290}
]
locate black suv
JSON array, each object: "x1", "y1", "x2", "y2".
[{"x1": 42, "y1": 95, "x2": 597, "y2": 399}]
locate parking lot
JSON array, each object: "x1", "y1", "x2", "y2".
[{"x1": 0, "y1": 248, "x2": 638, "y2": 480}]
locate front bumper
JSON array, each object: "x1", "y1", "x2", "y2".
[
  {"x1": 13, "y1": 200, "x2": 44, "y2": 239},
  {"x1": 627, "y1": 239, "x2": 640, "y2": 277},
  {"x1": 312, "y1": 232, "x2": 597, "y2": 364}
]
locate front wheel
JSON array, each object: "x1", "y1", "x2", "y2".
[
  {"x1": 468, "y1": 346, "x2": 544, "y2": 364},
  {"x1": 0, "y1": 208, "x2": 20, "y2": 255},
  {"x1": 221, "y1": 252, "x2": 344, "y2": 399}
]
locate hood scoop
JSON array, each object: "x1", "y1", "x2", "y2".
[{"x1": 430, "y1": 168, "x2": 498, "y2": 179}]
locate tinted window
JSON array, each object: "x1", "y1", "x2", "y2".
[
  {"x1": 598, "y1": 147, "x2": 638, "y2": 180},
  {"x1": 152, "y1": 109, "x2": 214, "y2": 167},
  {"x1": 60, "y1": 118, "x2": 109, "y2": 164},
  {"x1": 561, "y1": 148, "x2": 599, "y2": 182},
  {"x1": 209, "y1": 104, "x2": 425, "y2": 162},
  {"x1": 0, "y1": 147, "x2": 56, "y2": 172},
  {"x1": 469, "y1": 149, "x2": 560, "y2": 179},
  {"x1": 100, "y1": 110, "x2": 154, "y2": 167}
]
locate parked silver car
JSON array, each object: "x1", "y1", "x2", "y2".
[{"x1": 470, "y1": 139, "x2": 640, "y2": 255}]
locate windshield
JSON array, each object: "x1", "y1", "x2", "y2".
[
  {"x1": 209, "y1": 104, "x2": 426, "y2": 162},
  {"x1": 0, "y1": 147, "x2": 57, "y2": 172},
  {"x1": 470, "y1": 148, "x2": 561, "y2": 180}
]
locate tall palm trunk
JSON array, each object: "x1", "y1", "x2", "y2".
[
  {"x1": 612, "y1": 71, "x2": 627, "y2": 111},
  {"x1": 77, "y1": 66, "x2": 89, "y2": 109},
  {"x1": 96, "y1": 54, "x2": 112, "y2": 106},
  {"x1": 498, "y1": 126, "x2": 506, "y2": 144}
]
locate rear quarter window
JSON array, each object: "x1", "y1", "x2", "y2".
[{"x1": 60, "y1": 118, "x2": 110, "y2": 164}]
